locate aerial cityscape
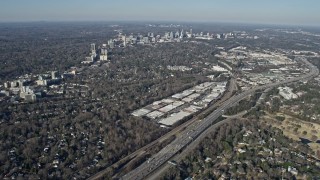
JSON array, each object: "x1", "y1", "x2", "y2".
[{"x1": 1, "y1": 0, "x2": 320, "y2": 180}]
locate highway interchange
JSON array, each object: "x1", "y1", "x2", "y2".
[{"x1": 122, "y1": 57, "x2": 319, "y2": 180}]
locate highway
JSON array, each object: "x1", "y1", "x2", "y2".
[
  {"x1": 122, "y1": 58, "x2": 319, "y2": 180},
  {"x1": 147, "y1": 88, "x2": 271, "y2": 179},
  {"x1": 88, "y1": 78, "x2": 238, "y2": 180}
]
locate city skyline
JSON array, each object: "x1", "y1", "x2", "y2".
[{"x1": 0, "y1": 0, "x2": 320, "y2": 26}]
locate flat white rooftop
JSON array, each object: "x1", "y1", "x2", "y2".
[
  {"x1": 184, "y1": 105, "x2": 202, "y2": 113},
  {"x1": 158, "y1": 111, "x2": 191, "y2": 126},
  {"x1": 172, "y1": 93, "x2": 185, "y2": 99},
  {"x1": 172, "y1": 101, "x2": 185, "y2": 107},
  {"x1": 149, "y1": 104, "x2": 165, "y2": 110},
  {"x1": 193, "y1": 82, "x2": 215, "y2": 92},
  {"x1": 162, "y1": 98, "x2": 175, "y2": 104},
  {"x1": 159, "y1": 104, "x2": 177, "y2": 113},
  {"x1": 132, "y1": 108, "x2": 151, "y2": 117},
  {"x1": 189, "y1": 92, "x2": 199, "y2": 97},
  {"x1": 146, "y1": 110, "x2": 164, "y2": 119},
  {"x1": 182, "y1": 97, "x2": 193, "y2": 103}
]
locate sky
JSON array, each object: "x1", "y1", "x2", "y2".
[{"x1": 0, "y1": 0, "x2": 319, "y2": 26}]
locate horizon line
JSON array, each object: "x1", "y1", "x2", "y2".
[{"x1": 0, "y1": 20, "x2": 319, "y2": 28}]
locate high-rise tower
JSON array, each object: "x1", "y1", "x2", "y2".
[{"x1": 91, "y1": 43, "x2": 96, "y2": 53}]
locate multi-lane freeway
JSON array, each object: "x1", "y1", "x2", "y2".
[
  {"x1": 122, "y1": 58, "x2": 319, "y2": 180},
  {"x1": 89, "y1": 78, "x2": 238, "y2": 180}
]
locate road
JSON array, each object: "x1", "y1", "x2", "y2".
[
  {"x1": 147, "y1": 88, "x2": 271, "y2": 179},
  {"x1": 121, "y1": 58, "x2": 319, "y2": 180},
  {"x1": 147, "y1": 117, "x2": 245, "y2": 180},
  {"x1": 88, "y1": 78, "x2": 237, "y2": 180}
]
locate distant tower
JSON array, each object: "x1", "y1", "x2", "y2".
[
  {"x1": 90, "y1": 43, "x2": 97, "y2": 61},
  {"x1": 190, "y1": 29, "x2": 192, "y2": 35},
  {"x1": 108, "y1": 39, "x2": 115, "y2": 48},
  {"x1": 51, "y1": 71, "x2": 57, "y2": 79},
  {"x1": 91, "y1": 43, "x2": 96, "y2": 52},
  {"x1": 143, "y1": 37, "x2": 149, "y2": 44},
  {"x1": 122, "y1": 35, "x2": 126, "y2": 47},
  {"x1": 16, "y1": 80, "x2": 23, "y2": 89},
  {"x1": 3, "y1": 82, "x2": 9, "y2": 88},
  {"x1": 170, "y1": 32, "x2": 174, "y2": 39},
  {"x1": 100, "y1": 44, "x2": 108, "y2": 61},
  {"x1": 175, "y1": 31, "x2": 180, "y2": 38},
  {"x1": 91, "y1": 43, "x2": 96, "y2": 55},
  {"x1": 180, "y1": 29, "x2": 184, "y2": 38}
]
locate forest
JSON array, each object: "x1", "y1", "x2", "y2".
[{"x1": 0, "y1": 23, "x2": 223, "y2": 179}]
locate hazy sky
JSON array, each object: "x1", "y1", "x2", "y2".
[{"x1": 1, "y1": 0, "x2": 319, "y2": 26}]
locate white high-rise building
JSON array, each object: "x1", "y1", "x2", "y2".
[
  {"x1": 175, "y1": 31, "x2": 180, "y2": 38},
  {"x1": 90, "y1": 43, "x2": 97, "y2": 60},
  {"x1": 91, "y1": 43, "x2": 96, "y2": 52},
  {"x1": 51, "y1": 71, "x2": 58, "y2": 79},
  {"x1": 108, "y1": 40, "x2": 115, "y2": 48},
  {"x1": 122, "y1": 35, "x2": 126, "y2": 47},
  {"x1": 100, "y1": 44, "x2": 108, "y2": 61},
  {"x1": 180, "y1": 29, "x2": 184, "y2": 38},
  {"x1": 170, "y1": 32, "x2": 174, "y2": 39},
  {"x1": 143, "y1": 37, "x2": 149, "y2": 44}
]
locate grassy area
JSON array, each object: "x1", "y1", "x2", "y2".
[{"x1": 262, "y1": 112, "x2": 320, "y2": 155}]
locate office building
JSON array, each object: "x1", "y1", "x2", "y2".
[
  {"x1": 24, "y1": 93, "x2": 37, "y2": 102},
  {"x1": 110, "y1": 41, "x2": 114, "y2": 48},
  {"x1": 100, "y1": 45, "x2": 108, "y2": 61},
  {"x1": 170, "y1": 32, "x2": 174, "y2": 39},
  {"x1": 122, "y1": 35, "x2": 126, "y2": 47},
  {"x1": 101, "y1": 48, "x2": 107, "y2": 55},
  {"x1": 36, "y1": 79, "x2": 47, "y2": 86},
  {"x1": 90, "y1": 43, "x2": 97, "y2": 60},
  {"x1": 108, "y1": 39, "x2": 115, "y2": 48},
  {"x1": 175, "y1": 31, "x2": 180, "y2": 38},
  {"x1": 143, "y1": 37, "x2": 149, "y2": 44},
  {"x1": 91, "y1": 44, "x2": 97, "y2": 61},
  {"x1": 91, "y1": 43, "x2": 96, "y2": 53},
  {"x1": 180, "y1": 29, "x2": 184, "y2": 38},
  {"x1": 3, "y1": 82, "x2": 10, "y2": 88},
  {"x1": 51, "y1": 71, "x2": 58, "y2": 79}
]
